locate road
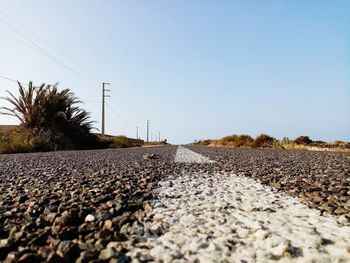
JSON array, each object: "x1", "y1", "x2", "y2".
[{"x1": 0, "y1": 145, "x2": 350, "y2": 262}]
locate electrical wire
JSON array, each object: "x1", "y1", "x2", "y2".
[
  {"x1": 0, "y1": 73, "x2": 138, "y2": 129},
  {"x1": 106, "y1": 102, "x2": 137, "y2": 128},
  {"x1": 0, "y1": 74, "x2": 18, "y2": 83},
  {"x1": 0, "y1": 18, "x2": 96, "y2": 87},
  {"x1": 0, "y1": 74, "x2": 29, "y2": 87},
  {"x1": 0, "y1": 11, "x2": 139, "y2": 131},
  {"x1": 0, "y1": 9, "x2": 104, "y2": 82}
]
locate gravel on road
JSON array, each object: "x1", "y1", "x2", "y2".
[
  {"x1": 1, "y1": 145, "x2": 350, "y2": 262},
  {"x1": 0, "y1": 147, "x2": 180, "y2": 262},
  {"x1": 188, "y1": 146, "x2": 350, "y2": 221}
]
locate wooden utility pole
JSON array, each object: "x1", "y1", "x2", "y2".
[
  {"x1": 102, "y1": 82, "x2": 110, "y2": 135},
  {"x1": 146, "y1": 120, "x2": 150, "y2": 142}
]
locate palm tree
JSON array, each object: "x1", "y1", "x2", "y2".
[
  {"x1": 42, "y1": 84, "x2": 93, "y2": 132},
  {"x1": 1, "y1": 81, "x2": 95, "y2": 150},
  {"x1": 1, "y1": 81, "x2": 47, "y2": 129}
]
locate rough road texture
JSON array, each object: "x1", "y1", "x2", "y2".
[
  {"x1": 1, "y1": 145, "x2": 350, "y2": 262},
  {"x1": 0, "y1": 147, "x2": 180, "y2": 262},
  {"x1": 188, "y1": 146, "x2": 350, "y2": 220},
  {"x1": 174, "y1": 146, "x2": 215, "y2": 163},
  {"x1": 131, "y1": 173, "x2": 350, "y2": 263}
]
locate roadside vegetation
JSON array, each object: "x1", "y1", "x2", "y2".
[
  {"x1": 144, "y1": 140, "x2": 168, "y2": 146},
  {"x1": 194, "y1": 134, "x2": 350, "y2": 152},
  {"x1": 98, "y1": 134, "x2": 144, "y2": 148},
  {"x1": 0, "y1": 82, "x2": 143, "y2": 154}
]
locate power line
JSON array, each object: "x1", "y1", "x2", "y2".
[
  {"x1": 0, "y1": 74, "x2": 29, "y2": 88},
  {"x1": 0, "y1": 74, "x2": 18, "y2": 84},
  {"x1": 0, "y1": 16, "x2": 113, "y2": 109},
  {"x1": 0, "y1": 11, "x2": 138, "y2": 133},
  {"x1": 0, "y1": 24, "x2": 112, "y2": 109},
  {"x1": 0, "y1": 9, "x2": 104, "y2": 82},
  {"x1": 81, "y1": 99, "x2": 101, "y2": 103},
  {"x1": 105, "y1": 102, "x2": 137, "y2": 128},
  {"x1": 1, "y1": 73, "x2": 141, "y2": 137},
  {"x1": 0, "y1": 18, "x2": 96, "y2": 87},
  {"x1": 0, "y1": 74, "x2": 100, "y2": 104}
]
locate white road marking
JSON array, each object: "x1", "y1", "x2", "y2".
[
  {"x1": 174, "y1": 146, "x2": 215, "y2": 163},
  {"x1": 130, "y1": 173, "x2": 350, "y2": 263}
]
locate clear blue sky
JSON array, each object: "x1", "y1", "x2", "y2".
[{"x1": 0, "y1": 1, "x2": 349, "y2": 144}]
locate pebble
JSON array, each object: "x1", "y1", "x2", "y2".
[
  {"x1": 99, "y1": 247, "x2": 117, "y2": 260},
  {"x1": 104, "y1": 220, "x2": 113, "y2": 231},
  {"x1": 84, "y1": 214, "x2": 95, "y2": 223}
]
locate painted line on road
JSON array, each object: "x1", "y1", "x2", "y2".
[
  {"x1": 130, "y1": 173, "x2": 350, "y2": 262},
  {"x1": 174, "y1": 146, "x2": 216, "y2": 163}
]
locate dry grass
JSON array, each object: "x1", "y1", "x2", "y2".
[
  {"x1": 95, "y1": 134, "x2": 144, "y2": 148},
  {"x1": 194, "y1": 134, "x2": 350, "y2": 152},
  {"x1": 0, "y1": 129, "x2": 38, "y2": 154},
  {"x1": 112, "y1": 136, "x2": 144, "y2": 148},
  {"x1": 0, "y1": 130, "x2": 144, "y2": 154},
  {"x1": 144, "y1": 141, "x2": 168, "y2": 146}
]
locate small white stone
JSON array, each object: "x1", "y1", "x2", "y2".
[
  {"x1": 236, "y1": 228, "x2": 249, "y2": 238},
  {"x1": 0, "y1": 239, "x2": 9, "y2": 247},
  {"x1": 337, "y1": 215, "x2": 348, "y2": 225},
  {"x1": 269, "y1": 240, "x2": 289, "y2": 257},
  {"x1": 254, "y1": 229, "x2": 269, "y2": 240},
  {"x1": 150, "y1": 223, "x2": 163, "y2": 234},
  {"x1": 153, "y1": 213, "x2": 164, "y2": 221},
  {"x1": 85, "y1": 214, "x2": 95, "y2": 222}
]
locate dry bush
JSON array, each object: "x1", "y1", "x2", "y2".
[
  {"x1": 195, "y1": 140, "x2": 212, "y2": 146},
  {"x1": 0, "y1": 129, "x2": 41, "y2": 154},
  {"x1": 1, "y1": 82, "x2": 97, "y2": 153},
  {"x1": 221, "y1": 135, "x2": 254, "y2": 147},
  {"x1": 294, "y1": 136, "x2": 313, "y2": 145},
  {"x1": 144, "y1": 141, "x2": 166, "y2": 146},
  {"x1": 112, "y1": 136, "x2": 134, "y2": 148},
  {"x1": 111, "y1": 136, "x2": 144, "y2": 148},
  {"x1": 253, "y1": 134, "x2": 276, "y2": 148}
]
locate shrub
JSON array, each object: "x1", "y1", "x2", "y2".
[
  {"x1": 1, "y1": 81, "x2": 96, "y2": 152},
  {"x1": 236, "y1": 135, "x2": 254, "y2": 147},
  {"x1": 196, "y1": 140, "x2": 211, "y2": 146},
  {"x1": 222, "y1": 134, "x2": 254, "y2": 147},
  {"x1": 222, "y1": 135, "x2": 238, "y2": 142},
  {"x1": 281, "y1": 137, "x2": 292, "y2": 144},
  {"x1": 0, "y1": 129, "x2": 33, "y2": 153},
  {"x1": 144, "y1": 140, "x2": 167, "y2": 146},
  {"x1": 112, "y1": 135, "x2": 132, "y2": 148},
  {"x1": 253, "y1": 134, "x2": 276, "y2": 148},
  {"x1": 294, "y1": 136, "x2": 312, "y2": 145},
  {"x1": 111, "y1": 136, "x2": 144, "y2": 148},
  {"x1": 312, "y1": 140, "x2": 327, "y2": 147}
]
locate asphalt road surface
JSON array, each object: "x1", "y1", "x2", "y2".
[{"x1": 0, "y1": 145, "x2": 350, "y2": 262}]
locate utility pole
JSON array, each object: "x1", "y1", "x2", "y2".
[
  {"x1": 146, "y1": 120, "x2": 150, "y2": 142},
  {"x1": 158, "y1": 131, "x2": 160, "y2": 142},
  {"x1": 102, "y1": 82, "x2": 110, "y2": 136},
  {"x1": 136, "y1": 126, "x2": 139, "y2": 139}
]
